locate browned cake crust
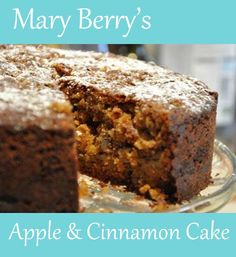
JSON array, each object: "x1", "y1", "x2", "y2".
[
  {"x1": 0, "y1": 56, "x2": 79, "y2": 212},
  {"x1": 0, "y1": 45, "x2": 218, "y2": 210}
]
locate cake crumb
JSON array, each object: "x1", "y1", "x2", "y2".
[
  {"x1": 149, "y1": 188, "x2": 166, "y2": 202},
  {"x1": 79, "y1": 179, "x2": 91, "y2": 197},
  {"x1": 50, "y1": 102, "x2": 72, "y2": 114},
  {"x1": 101, "y1": 185, "x2": 109, "y2": 194},
  {"x1": 53, "y1": 63, "x2": 72, "y2": 76},
  {"x1": 139, "y1": 184, "x2": 151, "y2": 194},
  {"x1": 152, "y1": 202, "x2": 168, "y2": 212}
]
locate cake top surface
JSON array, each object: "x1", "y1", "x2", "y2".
[
  {"x1": 0, "y1": 45, "x2": 217, "y2": 125},
  {"x1": 0, "y1": 76, "x2": 73, "y2": 130},
  {"x1": 54, "y1": 49, "x2": 217, "y2": 114}
]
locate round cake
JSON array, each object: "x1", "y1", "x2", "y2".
[{"x1": 0, "y1": 45, "x2": 218, "y2": 212}]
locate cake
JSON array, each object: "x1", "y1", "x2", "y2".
[
  {"x1": 0, "y1": 46, "x2": 78, "y2": 212},
  {"x1": 0, "y1": 45, "x2": 218, "y2": 212}
]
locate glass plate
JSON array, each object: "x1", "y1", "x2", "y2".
[{"x1": 79, "y1": 140, "x2": 236, "y2": 213}]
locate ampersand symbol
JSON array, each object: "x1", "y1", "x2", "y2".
[{"x1": 67, "y1": 223, "x2": 83, "y2": 240}]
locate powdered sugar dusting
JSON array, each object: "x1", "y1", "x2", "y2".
[
  {"x1": 0, "y1": 77, "x2": 72, "y2": 129},
  {"x1": 0, "y1": 45, "x2": 217, "y2": 126}
]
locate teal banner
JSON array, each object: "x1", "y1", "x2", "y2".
[
  {"x1": 0, "y1": 214, "x2": 235, "y2": 256},
  {"x1": 0, "y1": 0, "x2": 236, "y2": 43}
]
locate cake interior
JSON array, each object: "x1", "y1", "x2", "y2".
[{"x1": 59, "y1": 80, "x2": 177, "y2": 201}]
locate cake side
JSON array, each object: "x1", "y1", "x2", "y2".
[
  {"x1": 168, "y1": 92, "x2": 218, "y2": 201},
  {"x1": 0, "y1": 125, "x2": 78, "y2": 212},
  {"x1": 0, "y1": 77, "x2": 79, "y2": 212}
]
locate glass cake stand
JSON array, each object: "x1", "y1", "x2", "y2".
[{"x1": 79, "y1": 140, "x2": 236, "y2": 213}]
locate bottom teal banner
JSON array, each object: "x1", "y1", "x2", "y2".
[{"x1": 0, "y1": 214, "x2": 235, "y2": 256}]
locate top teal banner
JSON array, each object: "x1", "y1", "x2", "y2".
[{"x1": 0, "y1": 0, "x2": 236, "y2": 43}]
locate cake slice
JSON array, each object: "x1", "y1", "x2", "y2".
[{"x1": 0, "y1": 77, "x2": 78, "y2": 212}]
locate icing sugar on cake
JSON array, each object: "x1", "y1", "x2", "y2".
[{"x1": 1, "y1": 45, "x2": 215, "y2": 115}]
